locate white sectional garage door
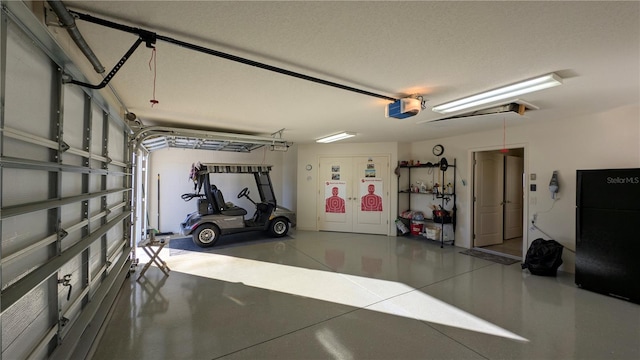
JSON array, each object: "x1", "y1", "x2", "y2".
[{"x1": 1, "y1": 4, "x2": 133, "y2": 359}]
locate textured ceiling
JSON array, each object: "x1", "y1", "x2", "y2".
[{"x1": 47, "y1": 1, "x2": 639, "y2": 145}]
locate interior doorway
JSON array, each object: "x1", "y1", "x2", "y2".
[{"x1": 472, "y1": 148, "x2": 525, "y2": 258}]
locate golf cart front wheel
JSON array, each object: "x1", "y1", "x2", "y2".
[
  {"x1": 269, "y1": 218, "x2": 289, "y2": 237},
  {"x1": 193, "y1": 224, "x2": 220, "y2": 247}
]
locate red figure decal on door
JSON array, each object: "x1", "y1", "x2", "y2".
[
  {"x1": 325, "y1": 186, "x2": 346, "y2": 213},
  {"x1": 361, "y1": 184, "x2": 383, "y2": 211}
]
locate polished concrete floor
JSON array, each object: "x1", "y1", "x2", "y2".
[
  {"x1": 481, "y1": 237, "x2": 523, "y2": 258},
  {"x1": 91, "y1": 231, "x2": 639, "y2": 360}
]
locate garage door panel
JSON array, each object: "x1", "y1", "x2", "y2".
[
  {"x1": 1, "y1": 280, "x2": 52, "y2": 356},
  {"x1": 60, "y1": 204, "x2": 83, "y2": 230},
  {"x1": 108, "y1": 121, "x2": 125, "y2": 163},
  {"x1": 60, "y1": 173, "x2": 84, "y2": 198},
  {"x1": 60, "y1": 152, "x2": 86, "y2": 168},
  {"x1": 107, "y1": 164, "x2": 126, "y2": 174},
  {"x1": 57, "y1": 256, "x2": 82, "y2": 313},
  {"x1": 89, "y1": 174, "x2": 103, "y2": 194},
  {"x1": 90, "y1": 159, "x2": 104, "y2": 171},
  {"x1": 89, "y1": 220, "x2": 103, "y2": 236},
  {"x1": 2, "y1": 137, "x2": 50, "y2": 162},
  {"x1": 1, "y1": 211, "x2": 49, "y2": 264},
  {"x1": 2, "y1": 247, "x2": 51, "y2": 291},
  {"x1": 89, "y1": 241, "x2": 104, "y2": 279},
  {"x1": 106, "y1": 175, "x2": 124, "y2": 191},
  {"x1": 2, "y1": 6, "x2": 133, "y2": 358},
  {"x1": 106, "y1": 210, "x2": 126, "y2": 227},
  {"x1": 91, "y1": 106, "x2": 105, "y2": 156},
  {"x1": 88, "y1": 199, "x2": 103, "y2": 220},
  {"x1": 60, "y1": 230, "x2": 82, "y2": 253},
  {"x1": 4, "y1": 23, "x2": 53, "y2": 139},
  {"x1": 106, "y1": 192, "x2": 123, "y2": 207},
  {"x1": 62, "y1": 85, "x2": 88, "y2": 150},
  {"x1": 106, "y1": 226, "x2": 124, "y2": 255},
  {"x1": 1, "y1": 168, "x2": 50, "y2": 207}
]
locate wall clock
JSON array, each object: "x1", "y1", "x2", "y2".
[{"x1": 433, "y1": 144, "x2": 444, "y2": 156}]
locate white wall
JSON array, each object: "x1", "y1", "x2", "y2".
[
  {"x1": 148, "y1": 146, "x2": 294, "y2": 234},
  {"x1": 281, "y1": 144, "x2": 298, "y2": 214},
  {"x1": 410, "y1": 104, "x2": 640, "y2": 273},
  {"x1": 151, "y1": 104, "x2": 639, "y2": 272},
  {"x1": 296, "y1": 142, "x2": 400, "y2": 232}
]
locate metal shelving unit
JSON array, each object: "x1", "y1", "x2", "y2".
[{"x1": 397, "y1": 159, "x2": 456, "y2": 247}]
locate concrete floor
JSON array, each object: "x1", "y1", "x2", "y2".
[
  {"x1": 91, "y1": 231, "x2": 639, "y2": 359},
  {"x1": 481, "y1": 237, "x2": 523, "y2": 258}
]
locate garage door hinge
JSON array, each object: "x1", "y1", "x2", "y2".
[
  {"x1": 59, "y1": 316, "x2": 70, "y2": 328},
  {"x1": 57, "y1": 227, "x2": 68, "y2": 240}
]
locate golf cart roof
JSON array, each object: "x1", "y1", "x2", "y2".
[{"x1": 197, "y1": 163, "x2": 272, "y2": 174}]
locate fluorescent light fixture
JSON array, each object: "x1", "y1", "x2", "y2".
[
  {"x1": 316, "y1": 132, "x2": 356, "y2": 143},
  {"x1": 432, "y1": 73, "x2": 563, "y2": 114}
]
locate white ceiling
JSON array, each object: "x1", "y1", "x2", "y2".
[{"x1": 51, "y1": 1, "x2": 639, "y2": 145}]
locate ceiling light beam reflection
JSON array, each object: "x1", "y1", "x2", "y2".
[
  {"x1": 315, "y1": 328, "x2": 354, "y2": 360},
  {"x1": 165, "y1": 253, "x2": 528, "y2": 342}
]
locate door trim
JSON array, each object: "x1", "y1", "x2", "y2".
[{"x1": 468, "y1": 144, "x2": 529, "y2": 257}]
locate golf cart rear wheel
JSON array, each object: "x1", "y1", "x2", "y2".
[
  {"x1": 193, "y1": 224, "x2": 220, "y2": 247},
  {"x1": 269, "y1": 218, "x2": 289, "y2": 237}
]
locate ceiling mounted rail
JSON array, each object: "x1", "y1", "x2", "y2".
[
  {"x1": 132, "y1": 126, "x2": 291, "y2": 153},
  {"x1": 49, "y1": 1, "x2": 398, "y2": 102}
]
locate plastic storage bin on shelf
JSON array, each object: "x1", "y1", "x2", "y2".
[{"x1": 411, "y1": 221, "x2": 424, "y2": 235}]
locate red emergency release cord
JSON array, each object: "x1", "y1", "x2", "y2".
[{"x1": 149, "y1": 48, "x2": 159, "y2": 107}]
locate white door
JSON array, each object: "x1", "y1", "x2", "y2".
[
  {"x1": 474, "y1": 152, "x2": 504, "y2": 247},
  {"x1": 353, "y1": 156, "x2": 389, "y2": 234},
  {"x1": 318, "y1": 157, "x2": 354, "y2": 232},
  {"x1": 318, "y1": 156, "x2": 389, "y2": 235},
  {"x1": 504, "y1": 156, "x2": 524, "y2": 239}
]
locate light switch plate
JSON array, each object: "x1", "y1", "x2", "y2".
[{"x1": 530, "y1": 173, "x2": 536, "y2": 181}]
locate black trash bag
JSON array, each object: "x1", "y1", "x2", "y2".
[{"x1": 522, "y1": 238, "x2": 564, "y2": 276}]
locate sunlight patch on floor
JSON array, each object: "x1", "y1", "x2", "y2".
[{"x1": 163, "y1": 252, "x2": 528, "y2": 342}]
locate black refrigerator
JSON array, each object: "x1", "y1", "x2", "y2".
[{"x1": 576, "y1": 168, "x2": 640, "y2": 303}]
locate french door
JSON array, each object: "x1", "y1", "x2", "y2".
[{"x1": 318, "y1": 156, "x2": 390, "y2": 235}]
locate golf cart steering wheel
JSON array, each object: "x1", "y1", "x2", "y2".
[{"x1": 237, "y1": 187, "x2": 249, "y2": 199}]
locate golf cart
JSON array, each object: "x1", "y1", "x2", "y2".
[{"x1": 180, "y1": 163, "x2": 296, "y2": 247}]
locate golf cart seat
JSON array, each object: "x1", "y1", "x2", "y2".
[{"x1": 211, "y1": 185, "x2": 247, "y2": 216}]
